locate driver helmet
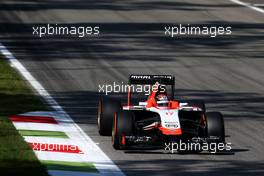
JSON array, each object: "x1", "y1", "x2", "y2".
[
  {"x1": 154, "y1": 83, "x2": 168, "y2": 101},
  {"x1": 156, "y1": 93, "x2": 168, "y2": 101}
]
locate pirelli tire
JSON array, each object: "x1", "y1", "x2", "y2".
[
  {"x1": 206, "y1": 112, "x2": 225, "y2": 143},
  {"x1": 97, "y1": 98, "x2": 121, "y2": 136},
  {"x1": 112, "y1": 111, "x2": 134, "y2": 150}
]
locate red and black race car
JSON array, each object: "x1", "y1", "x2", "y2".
[{"x1": 97, "y1": 75, "x2": 225, "y2": 152}]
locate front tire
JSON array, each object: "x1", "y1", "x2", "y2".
[
  {"x1": 206, "y1": 112, "x2": 225, "y2": 143},
  {"x1": 98, "y1": 98, "x2": 121, "y2": 136},
  {"x1": 112, "y1": 111, "x2": 134, "y2": 150}
]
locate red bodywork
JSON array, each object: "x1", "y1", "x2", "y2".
[
  {"x1": 126, "y1": 85, "x2": 182, "y2": 135},
  {"x1": 126, "y1": 85, "x2": 180, "y2": 110}
]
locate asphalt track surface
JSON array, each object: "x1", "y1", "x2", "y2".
[{"x1": 0, "y1": 0, "x2": 264, "y2": 176}]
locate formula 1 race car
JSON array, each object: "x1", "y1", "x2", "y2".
[{"x1": 97, "y1": 75, "x2": 225, "y2": 152}]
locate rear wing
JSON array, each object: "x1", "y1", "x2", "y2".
[
  {"x1": 127, "y1": 75, "x2": 175, "y2": 105},
  {"x1": 129, "y1": 75, "x2": 175, "y2": 85}
]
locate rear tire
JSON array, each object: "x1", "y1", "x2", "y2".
[
  {"x1": 112, "y1": 111, "x2": 134, "y2": 150},
  {"x1": 206, "y1": 112, "x2": 225, "y2": 143},
  {"x1": 98, "y1": 98, "x2": 121, "y2": 136}
]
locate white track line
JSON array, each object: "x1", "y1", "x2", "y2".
[
  {"x1": 35, "y1": 151, "x2": 89, "y2": 162},
  {"x1": 13, "y1": 122, "x2": 64, "y2": 132},
  {"x1": 0, "y1": 43, "x2": 124, "y2": 176},
  {"x1": 230, "y1": 0, "x2": 264, "y2": 13},
  {"x1": 24, "y1": 136, "x2": 77, "y2": 144}
]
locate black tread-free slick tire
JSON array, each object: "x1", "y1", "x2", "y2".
[
  {"x1": 206, "y1": 112, "x2": 225, "y2": 143},
  {"x1": 98, "y1": 98, "x2": 121, "y2": 136},
  {"x1": 112, "y1": 111, "x2": 134, "y2": 150}
]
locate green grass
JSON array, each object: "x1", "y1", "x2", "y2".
[
  {"x1": 19, "y1": 130, "x2": 69, "y2": 138},
  {"x1": 0, "y1": 58, "x2": 49, "y2": 176}
]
